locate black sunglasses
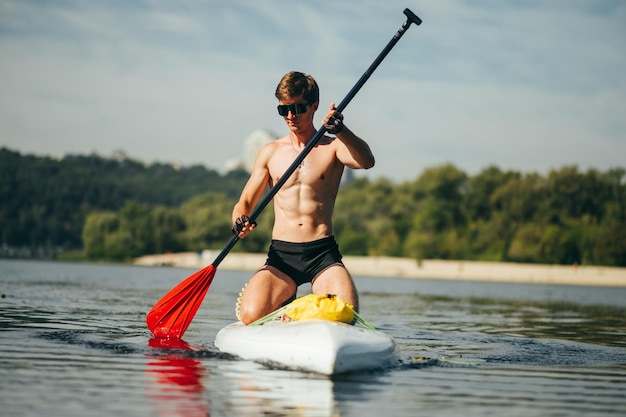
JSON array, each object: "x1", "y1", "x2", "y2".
[{"x1": 277, "y1": 103, "x2": 309, "y2": 116}]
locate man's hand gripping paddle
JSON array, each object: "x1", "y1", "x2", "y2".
[{"x1": 146, "y1": 8, "x2": 422, "y2": 339}]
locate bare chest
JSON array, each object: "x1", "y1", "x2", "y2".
[{"x1": 268, "y1": 144, "x2": 343, "y2": 191}]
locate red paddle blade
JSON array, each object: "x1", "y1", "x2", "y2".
[{"x1": 147, "y1": 264, "x2": 216, "y2": 339}]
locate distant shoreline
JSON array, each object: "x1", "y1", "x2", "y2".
[{"x1": 134, "y1": 251, "x2": 626, "y2": 287}]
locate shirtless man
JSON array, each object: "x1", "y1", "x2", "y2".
[{"x1": 232, "y1": 71, "x2": 375, "y2": 325}]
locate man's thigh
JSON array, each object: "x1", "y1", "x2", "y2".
[
  {"x1": 311, "y1": 264, "x2": 359, "y2": 311},
  {"x1": 238, "y1": 266, "x2": 297, "y2": 322}
]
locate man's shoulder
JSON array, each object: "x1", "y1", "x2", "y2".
[
  {"x1": 261, "y1": 138, "x2": 285, "y2": 152},
  {"x1": 318, "y1": 135, "x2": 336, "y2": 147},
  {"x1": 268, "y1": 135, "x2": 291, "y2": 148},
  {"x1": 259, "y1": 136, "x2": 292, "y2": 165}
]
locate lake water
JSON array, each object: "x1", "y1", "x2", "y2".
[{"x1": 1, "y1": 259, "x2": 625, "y2": 417}]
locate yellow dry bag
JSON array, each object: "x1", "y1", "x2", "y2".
[{"x1": 284, "y1": 293, "x2": 355, "y2": 323}]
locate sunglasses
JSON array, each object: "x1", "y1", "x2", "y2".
[{"x1": 277, "y1": 103, "x2": 310, "y2": 116}]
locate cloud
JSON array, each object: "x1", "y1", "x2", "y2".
[{"x1": 1, "y1": 0, "x2": 624, "y2": 182}]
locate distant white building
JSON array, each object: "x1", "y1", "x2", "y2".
[
  {"x1": 224, "y1": 158, "x2": 246, "y2": 172},
  {"x1": 243, "y1": 129, "x2": 276, "y2": 172},
  {"x1": 226, "y1": 129, "x2": 276, "y2": 173}
]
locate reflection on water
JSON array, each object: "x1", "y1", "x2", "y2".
[
  {"x1": 146, "y1": 339, "x2": 209, "y2": 417},
  {"x1": 1, "y1": 260, "x2": 626, "y2": 417},
  {"x1": 213, "y1": 362, "x2": 336, "y2": 416},
  {"x1": 364, "y1": 291, "x2": 626, "y2": 350},
  {"x1": 146, "y1": 338, "x2": 339, "y2": 417}
]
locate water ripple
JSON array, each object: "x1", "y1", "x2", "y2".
[{"x1": 2, "y1": 260, "x2": 626, "y2": 417}]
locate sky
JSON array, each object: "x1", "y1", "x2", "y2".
[{"x1": 1, "y1": 0, "x2": 625, "y2": 183}]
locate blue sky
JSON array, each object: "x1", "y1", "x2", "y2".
[{"x1": 1, "y1": 0, "x2": 624, "y2": 182}]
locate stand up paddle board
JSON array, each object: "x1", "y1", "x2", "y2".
[{"x1": 215, "y1": 319, "x2": 397, "y2": 375}]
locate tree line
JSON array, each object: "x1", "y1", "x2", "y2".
[
  {"x1": 333, "y1": 164, "x2": 625, "y2": 266},
  {"x1": 2, "y1": 147, "x2": 625, "y2": 266},
  {"x1": 0, "y1": 147, "x2": 248, "y2": 256}
]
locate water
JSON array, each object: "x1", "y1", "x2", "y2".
[{"x1": 1, "y1": 259, "x2": 625, "y2": 417}]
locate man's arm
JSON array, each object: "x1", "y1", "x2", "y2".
[
  {"x1": 323, "y1": 102, "x2": 375, "y2": 170},
  {"x1": 232, "y1": 145, "x2": 272, "y2": 238},
  {"x1": 335, "y1": 126, "x2": 375, "y2": 170}
]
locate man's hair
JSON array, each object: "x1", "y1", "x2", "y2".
[{"x1": 275, "y1": 71, "x2": 319, "y2": 103}]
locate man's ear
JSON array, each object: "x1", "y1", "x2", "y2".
[{"x1": 312, "y1": 101, "x2": 319, "y2": 112}]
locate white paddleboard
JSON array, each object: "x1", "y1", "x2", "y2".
[{"x1": 215, "y1": 319, "x2": 397, "y2": 375}]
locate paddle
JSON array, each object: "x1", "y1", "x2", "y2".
[{"x1": 147, "y1": 8, "x2": 422, "y2": 339}]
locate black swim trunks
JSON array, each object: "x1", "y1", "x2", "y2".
[{"x1": 265, "y1": 236, "x2": 344, "y2": 286}]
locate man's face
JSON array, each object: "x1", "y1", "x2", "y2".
[{"x1": 278, "y1": 95, "x2": 318, "y2": 132}]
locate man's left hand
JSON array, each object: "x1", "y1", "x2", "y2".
[{"x1": 323, "y1": 103, "x2": 344, "y2": 134}]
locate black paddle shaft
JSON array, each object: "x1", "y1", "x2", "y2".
[{"x1": 213, "y1": 8, "x2": 422, "y2": 268}]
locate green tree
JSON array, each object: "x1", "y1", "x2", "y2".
[
  {"x1": 118, "y1": 201, "x2": 155, "y2": 257},
  {"x1": 507, "y1": 223, "x2": 545, "y2": 263},
  {"x1": 334, "y1": 178, "x2": 403, "y2": 256},
  {"x1": 178, "y1": 193, "x2": 236, "y2": 252},
  {"x1": 82, "y1": 212, "x2": 119, "y2": 260},
  {"x1": 151, "y1": 206, "x2": 186, "y2": 254},
  {"x1": 462, "y1": 165, "x2": 520, "y2": 222},
  {"x1": 581, "y1": 221, "x2": 626, "y2": 266},
  {"x1": 404, "y1": 164, "x2": 468, "y2": 259}
]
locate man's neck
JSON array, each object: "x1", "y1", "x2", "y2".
[{"x1": 290, "y1": 125, "x2": 317, "y2": 147}]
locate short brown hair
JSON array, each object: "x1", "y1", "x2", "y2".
[{"x1": 275, "y1": 71, "x2": 319, "y2": 103}]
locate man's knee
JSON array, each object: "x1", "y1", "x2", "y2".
[
  {"x1": 236, "y1": 276, "x2": 296, "y2": 325},
  {"x1": 238, "y1": 304, "x2": 261, "y2": 325}
]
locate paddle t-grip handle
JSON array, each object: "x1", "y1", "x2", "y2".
[
  {"x1": 404, "y1": 8, "x2": 422, "y2": 26},
  {"x1": 212, "y1": 8, "x2": 422, "y2": 268}
]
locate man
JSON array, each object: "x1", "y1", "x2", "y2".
[{"x1": 232, "y1": 71, "x2": 375, "y2": 325}]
